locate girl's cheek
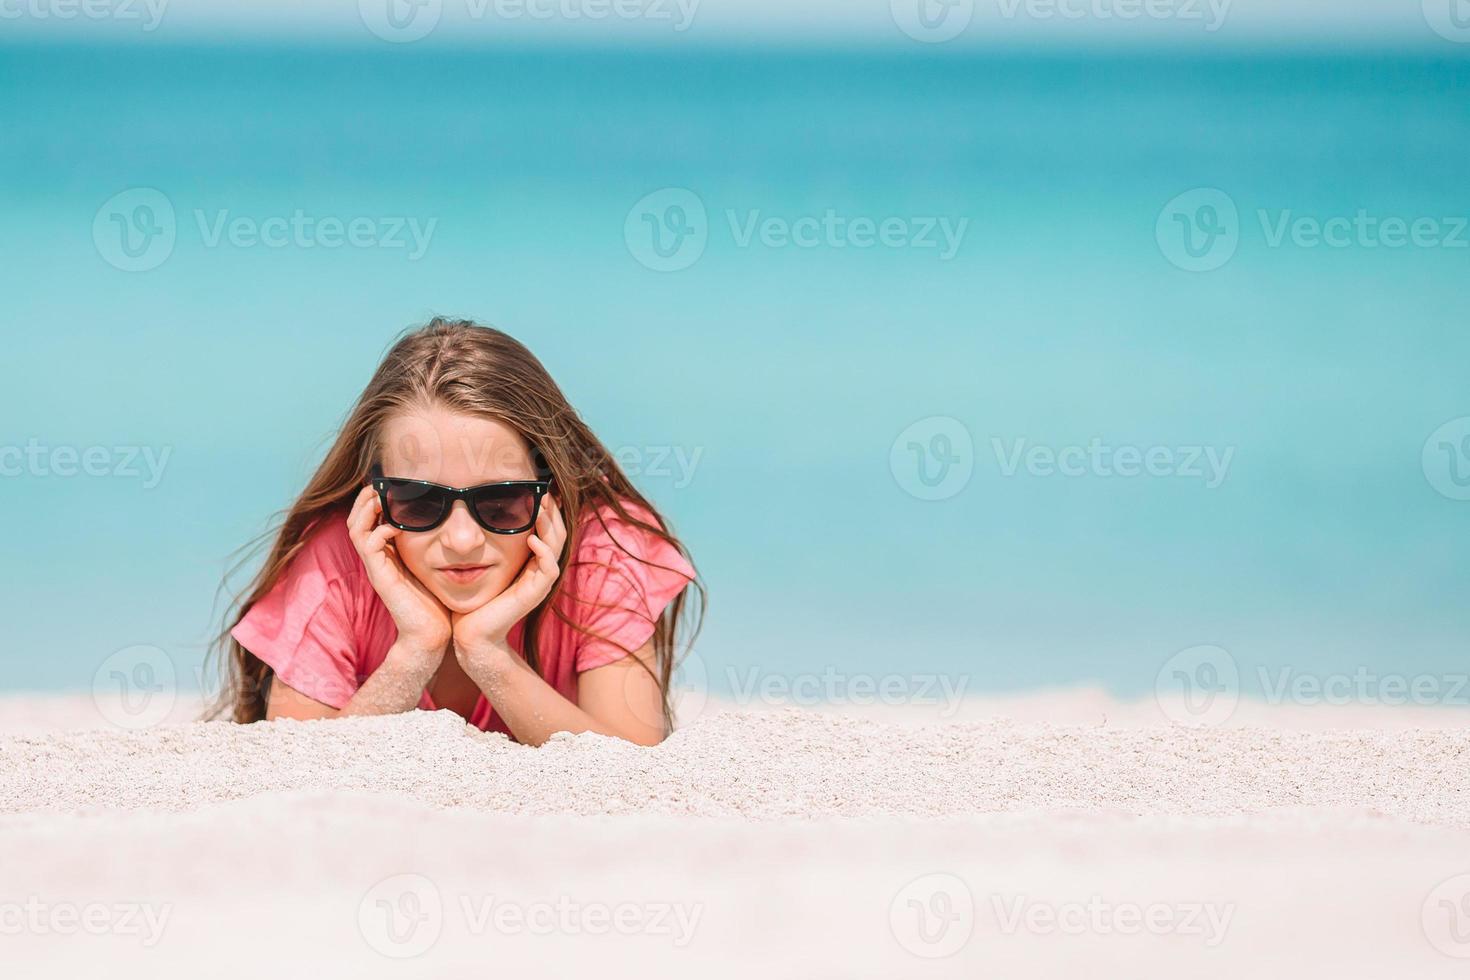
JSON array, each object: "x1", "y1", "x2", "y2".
[
  {"x1": 394, "y1": 537, "x2": 436, "y2": 582},
  {"x1": 483, "y1": 565, "x2": 519, "y2": 599},
  {"x1": 490, "y1": 538, "x2": 533, "y2": 587}
]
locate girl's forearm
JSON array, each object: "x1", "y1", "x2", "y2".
[
  {"x1": 462, "y1": 647, "x2": 638, "y2": 747},
  {"x1": 338, "y1": 640, "x2": 438, "y2": 718}
]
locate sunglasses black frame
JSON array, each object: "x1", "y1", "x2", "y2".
[{"x1": 369, "y1": 463, "x2": 552, "y2": 535}]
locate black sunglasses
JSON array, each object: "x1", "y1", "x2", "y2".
[{"x1": 369, "y1": 463, "x2": 552, "y2": 535}]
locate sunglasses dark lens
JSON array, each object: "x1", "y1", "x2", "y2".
[
  {"x1": 382, "y1": 481, "x2": 448, "y2": 530},
  {"x1": 471, "y1": 485, "x2": 538, "y2": 531}
]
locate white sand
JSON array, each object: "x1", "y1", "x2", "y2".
[{"x1": 3, "y1": 693, "x2": 1470, "y2": 977}]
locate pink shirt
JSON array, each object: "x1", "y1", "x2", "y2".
[{"x1": 230, "y1": 500, "x2": 695, "y2": 737}]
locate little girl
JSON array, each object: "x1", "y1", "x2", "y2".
[{"x1": 211, "y1": 318, "x2": 702, "y2": 746}]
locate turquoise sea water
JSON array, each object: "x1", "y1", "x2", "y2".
[{"x1": 2, "y1": 44, "x2": 1468, "y2": 700}]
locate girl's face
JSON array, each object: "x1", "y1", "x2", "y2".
[{"x1": 377, "y1": 404, "x2": 540, "y2": 614}]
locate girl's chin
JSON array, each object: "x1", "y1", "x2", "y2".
[
  {"x1": 433, "y1": 589, "x2": 490, "y2": 615},
  {"x1": 427, "y1": 576, "x2": 512, "y2": 615}
]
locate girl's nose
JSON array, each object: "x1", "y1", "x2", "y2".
[{"x1": 439, "y1": 500, "x2": 485, "y2": 554}]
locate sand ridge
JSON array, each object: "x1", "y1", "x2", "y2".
[{"x1": 4, "y1": 707, "x2": 1469, "y2": 826}]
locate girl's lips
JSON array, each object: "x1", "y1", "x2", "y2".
[{"x1": 439, "y1": 565, "x2": 490, "y2": 585}]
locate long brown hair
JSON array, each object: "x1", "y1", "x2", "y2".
[{"x1": 206, "y1": 317, "x2": 703, "y2": 731}]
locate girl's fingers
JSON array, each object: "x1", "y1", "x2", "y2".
[
  {"x1": 527, "y1": 532, "x2": 556, "y2": 571},
  {"x1": 501, "y1": 534, "x2": 557, "y2": 606},
  {"x1": 346, "y1": 487, "x2": 368, "y2": 537},
  {"x1": 352, "y1": 484, "x2": 376, "y2": 512},
  {"x1": 539, "y1": 496, "x2": 566, "y2": 555},
  {"x1": 526, "y1": 535, "x2": 561, "y2": 593},
  {"x1": 495, "y1": 554, "x2": 537, "y2": 609},
  {"x1": 357, "y1": 527, "x2": 401, "y2": 592},
  {"x1": 367, "y1": 522, "x2": 398, "y2": 553},
  {"x1": 347, "y1": 486, "x2": 380, "y2": 545},
  {"x1": 352, "y1": 504, "x2": 390, "y2": 555}
]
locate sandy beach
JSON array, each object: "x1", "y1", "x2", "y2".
[{"x1": 3, "y1": 693, "x2": 1469, "y2": 977}]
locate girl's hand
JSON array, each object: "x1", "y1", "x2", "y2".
[
  {"x1": 452, "y1": 494, "x2": 567, "y2": 667},
  {"x1": 347, "y1": 486, "x2": 453, "y2": 668}
]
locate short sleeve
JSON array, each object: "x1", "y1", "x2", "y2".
[
  {"x1": 562, "y1": 513, "x2": 696, "y2": 674},
  {"x1": 229, "y1": 517, "x2": 363, "y2": 709}
]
